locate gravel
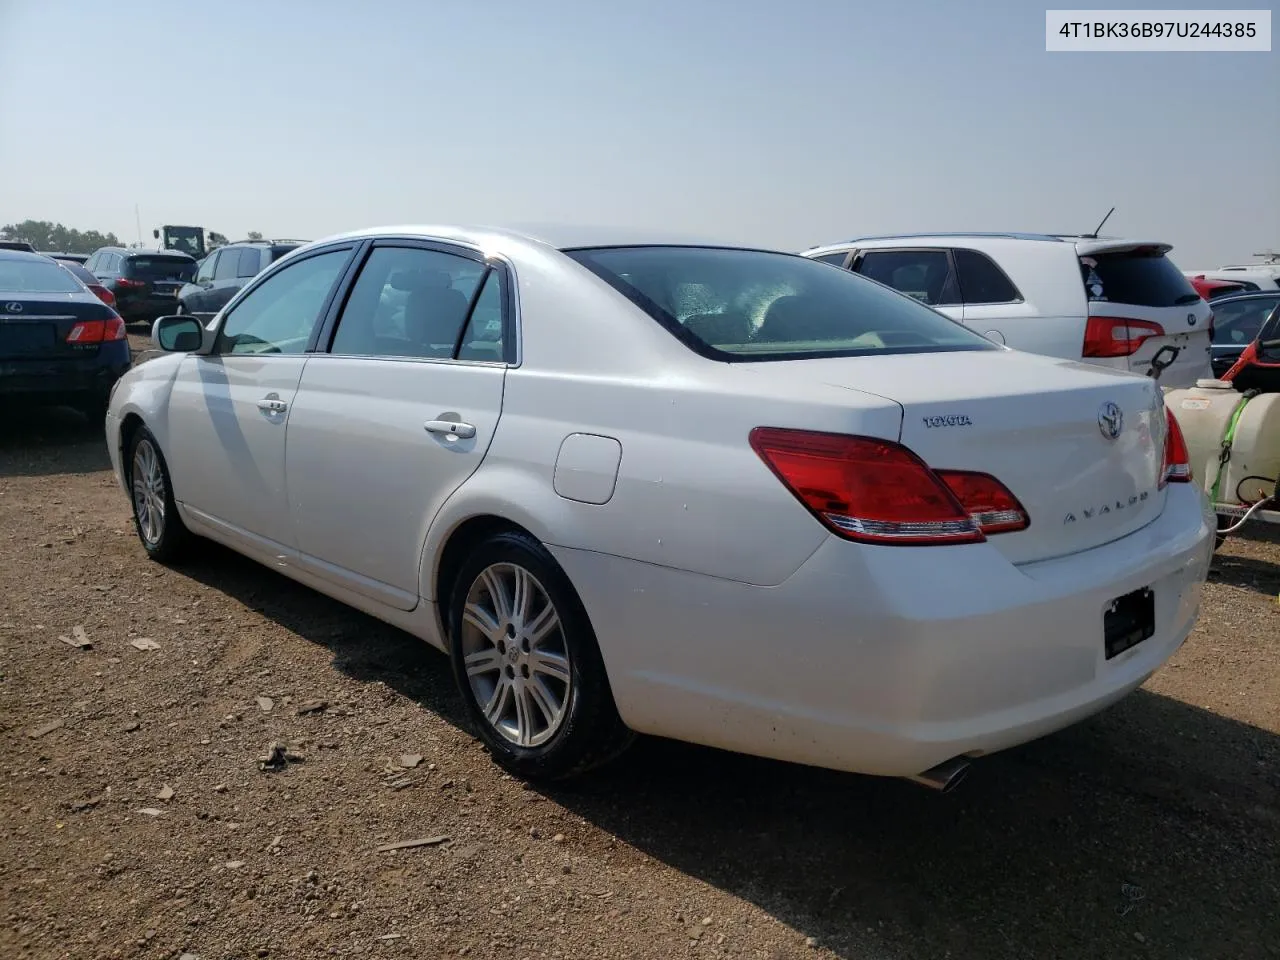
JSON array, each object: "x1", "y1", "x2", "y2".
[{"x1": 1, "y1": 377, "x2": 1277, "y2": 960}]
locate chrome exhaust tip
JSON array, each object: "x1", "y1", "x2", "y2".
[{"x1": 905, "y1": 756, "x2": 971, "y2": 793}]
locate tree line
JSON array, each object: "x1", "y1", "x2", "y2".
[{"x1": 1, "y1": 220, "x2": 266, "y2": 254}]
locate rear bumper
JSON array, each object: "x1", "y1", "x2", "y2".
[
  {"x1": 0, "y1": 344, "x2": 131, "y2": 402},
  {"x1": 552, "y1": 483, "x2": 1215, "y2": 778},
  {"x1": 116, "y1": 296, "x2": 179, "y2": 322}
]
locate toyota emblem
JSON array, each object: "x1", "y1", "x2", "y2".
[
  {"x1": 3, "y1": 301, "x2": 22, "y2": 313},
  {"x1": 1097, "y1": 401, "x2": 1123, "y2": 440}
]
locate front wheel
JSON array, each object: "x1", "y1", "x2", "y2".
[
  {"x1": 127, "y1": 425, "x2": 193, "y2": 563},
  {"x1": 447, "y1": 530, "x2": 633, "y2": 781}
]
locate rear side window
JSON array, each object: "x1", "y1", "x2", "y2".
[
  {"x1": 1213, "y1": 297, "x2": 1280, "y2": 346},
  {"x1": 269, "y1": 245, "x2": 300, "y2": 263},
  {"x1": 214, "y1": 250, "x2": 242, "y2": 281},
  {"x1": 565, "y1": 245, "x2": 998, "y2": 361},
  {"x1": 1079, "y1": 249, "x2": 1200, "y2": 307},
  {"x1": 128, "y1": 256, "x2": 196, "y2": 282},
  {"x1": 853, "y1": 249, "x2": 959, "y2": 306},
  {"x1": 237, "y1": 248, "x2": 262, "y2": 278},
  {"x1": 0, "y1": 258, "x2": 84, "y2": 293},
  {"x1": 328, "y1": 246, "x2": 496, "y2": 360},
  {"x1": 953, "y1": 248, "x2": 1021, "y2": 304},
  {"x1": 811, "y1": 252, "x2": 849, "y2": 266}
]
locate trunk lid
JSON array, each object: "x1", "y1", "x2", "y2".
[
  {"x1": 0, "y1": 296, "x2": 113, "y2": 360},
  {"x1": 1076, "y1": 240, "x2": 1212, "y2": 388},
  {"x1": 741, "y1": 350, "x2": 1168, "y2": 564}
]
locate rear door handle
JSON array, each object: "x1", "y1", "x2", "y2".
[{"x1": 424, "y1": 419, "x2": 476, "y2": 440}]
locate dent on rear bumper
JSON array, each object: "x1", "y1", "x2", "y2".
[{"x1": 552, "y1": 484, "x2": 1214, "y2": 777}]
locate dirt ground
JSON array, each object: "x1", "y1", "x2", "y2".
[{"x1": 2, "y1": 336, "x2": 1278, "y2": 960}]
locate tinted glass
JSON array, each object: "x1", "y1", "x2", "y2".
[
  {"x1": 1213, "y1": 297, "x2": 1280, "y2": 346},
  {"x1": 1079, "y1": 250, "x2": 1200, "y2": 307},
  {"x1": 269, "y1": 245, "x2": 301, "y2": 263},
  {"x1": 953, "y1": 248, "x2": 1021, "y2": 303},
  {"x1": 59, "y1": 261, "x2": 98, "y2": 285},
  {"x1": 127, "y1": 256, "x2": 196, "y2": 282},
  {"x1": 196, "y1": 253, "x2": 217, "y2": 283},
  {"x1": 456, "y1": 270, "x2": 505, "y2": 362},
  {"x1": 330, "y1": 246, "x2": 487, "y2": 359},
  {"x1": 237, "y1": 249, "x2": 262, "y2": 278},
  {"x1": 811, "y1": 252, "x2": 848, "y2": 266},
  {"x1": 217, "y1": 249, "x2": 350, "y2": 355},
  {"x1": 854, "y1": 249, "x2": 958, "y2": 306},
  {"x1": 0, "y1": 257, "x2": 85, "y2": 293},
  {"x1": 213, "y1": 249, "x2": 242, "y2": 281},
  {"x1": 566, "y1": 246, "x2": 997, "y2": 360}
]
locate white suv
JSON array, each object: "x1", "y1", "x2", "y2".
[
  {"x1": 1183, "y1": 264, "x2": 1280, "y2": 293},
  {"x1": 800, "y1": 233, "x2": 1213, "y2": 388}
]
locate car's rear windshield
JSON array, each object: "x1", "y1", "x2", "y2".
[
  {"x1": 126, "y1": 256, "x2": 196, "y2": 281},
  {"x1": 0, "y1": 257, "x2": 84, "y2": 293},
  {"x1": 564, "y1": 246, "x2": 999, "y2": 361},
  {"x1": 1079, "y1": 249, "x2": 1201, "y2": 308}
]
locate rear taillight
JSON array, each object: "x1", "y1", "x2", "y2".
[
  {"x1": 749, "y1": 427, "x2": 1029, "y2": 546},
  {"x1": 936, "y1": 470, "x2": 1030, "y2": 534},
  {"x1": 1083, "y1": 316, "x2": 1166, "y2": 358},
  {"x1": 115, "y1": 277, "x2": 145, "y2": 290},
  {"x1": 92, "y1": 285, "x2": 116, "y2": 308},
  {"x1": 66, "y1": 315, "x2": 126, "y2": 344},
  {"x1": 1161, "y1": 406, "x2": 1192, "y2": 486}
]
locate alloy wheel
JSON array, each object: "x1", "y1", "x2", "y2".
[
  {"x1": 459, "y1": 562, "x2": 571, "y2": 748},
  {"x1": 131, "y1": 438, "x2": 166, "y2": 546}
]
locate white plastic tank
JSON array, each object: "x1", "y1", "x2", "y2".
[{"x1": 1166, "y1": 379, "x2": 1280, "y2": 506}]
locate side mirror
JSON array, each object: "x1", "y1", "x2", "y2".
[{"x1": 152, "y1": 315, "x2": 203, "y2": 352}]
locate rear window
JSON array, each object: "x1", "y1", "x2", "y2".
[
  {"x1": 0, "y1": 257, "x2": 84, "y2": 293},
  {"x1": 126, "y1": 256, "x2": 196, "y2": 282},
  {"x1": 269, "y1": 244, "x2": 301, "y2": 263},
  {"x1": 564, "y1": 246, "x2": 999, "y2": 361},
  {"x1": 1213, "y1": 297, "x2": 1280, "y2": 346},
  {"x1": 58, "y1": 261, "x2": 97, "y2": 285},
  {"x1": 1079, "y1": 249, "x2": 1201, "y2": 308}
]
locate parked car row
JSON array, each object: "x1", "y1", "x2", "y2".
[
  {"x1": 800, "y1": 232, "x2": 1214, "y2": 389},
  {"x1": 103, "y1": 223, "x2": 1221, "y2": 790}
]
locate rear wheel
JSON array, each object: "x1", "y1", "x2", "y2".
[
  {"x1": 447, "y1": 530, "x2": 633, "y2": 780},
  {"x1": 127, "y1": 425, "x2": 193, "y2": 563}
]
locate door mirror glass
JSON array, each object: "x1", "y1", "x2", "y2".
[{"x1": 153, "y1": 315, "x2": 203, "y2": 352}]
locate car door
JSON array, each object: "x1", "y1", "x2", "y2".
[
  {"x1": 162, "y1": 245, "x2": 357, "y2": 558},
  {"x1": 283, "y1": 240, "x2": 510, "y2": 610},
  {"x1": 849, "y1": 248, "x2": 965, "y2": 324},
  {"x1": 1211, "y1": 295, "x2": 1280, "y2": 378},
  {"x1": 184, "y1": 251, "x2": 218, "y2": 315}
]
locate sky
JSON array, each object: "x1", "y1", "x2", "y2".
[{"x1": 1, "y1": 0, "x2": 1276, "y2": 269}]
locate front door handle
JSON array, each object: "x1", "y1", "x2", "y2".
[
  {"x1": 257, "y1": 394, "x2": 288, "y2": 414},
  {"x1": 424, "y1": 419, "x2": 476, "y2": 440}
]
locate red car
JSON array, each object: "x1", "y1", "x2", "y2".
[{"x1": 1188, "y1": 275, "x2": 1251, "y2": 301}]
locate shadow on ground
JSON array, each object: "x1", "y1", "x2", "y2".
[
  {"x1": 0, "y1": 404, "x2": 111, "y2": 476},
  {"x1": 175, "y1": 542, "x2": 1280, "y2": 960}
]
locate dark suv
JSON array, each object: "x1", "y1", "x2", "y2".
[
  {"x1": 176, "y1": 239, "x2": 306, "y2": 321},
  {"x1": 86, "y1": 247, "x2": 197, "y2": 325}
]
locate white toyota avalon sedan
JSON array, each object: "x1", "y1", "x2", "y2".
[{"x1": 104, "y1": 225, "x2": 1215, "y2": 790}]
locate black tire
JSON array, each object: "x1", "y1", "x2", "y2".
[
  {"x1": 125, "y1": 425, "x2": 193, "y2": 563},
  {"x1": 447, "y1": 529, "x2": 634, "y2": 781},
  {"x1": 1214, "y1": 513, "x2": 1235, "y2": 551}
]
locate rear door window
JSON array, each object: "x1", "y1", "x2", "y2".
[
  {"x1": 213, "y1": 250, "x2": 242, "y2": 281},
  {"x1": 236, "y1": 248, "x2": 262, "y2": 278},
  {"x1": 1079, "y1": 249, "x2": 1201, "y2": 307},
  {"x1": 852, "y1": 249, "x2": 959, "y2": 306}
]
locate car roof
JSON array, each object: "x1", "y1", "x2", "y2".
[
  {"x1": 307, "y1": 223, "x2": 743, "y2": 255},
  {"x1": 0, "y1": 248, "x2": 57, "y2": 262},
  {"x1": 1208, "y1": 291, "x2": 1280, "y2": 304}
]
